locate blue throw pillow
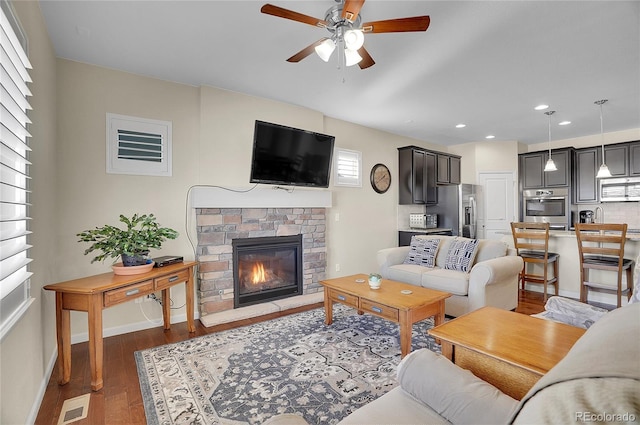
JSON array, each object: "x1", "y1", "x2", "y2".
[
  {"x1": 404, "y1": 237, "x2": 441, "y2": 268},
  {"x1": 444, "y1": 238, "x2": 480, "y2": 272}
]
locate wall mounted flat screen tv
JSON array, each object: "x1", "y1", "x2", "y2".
[{"x1": 250, "y1": 120, "x2": 335, "y2": 188}]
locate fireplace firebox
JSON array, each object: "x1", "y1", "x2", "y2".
[{"x1": 232, "y1": 234, "x2": 303, "y2": 308}]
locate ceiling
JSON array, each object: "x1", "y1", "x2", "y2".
[{"x1": 38, "y1": 0, "x2": 640, "y2": 147}]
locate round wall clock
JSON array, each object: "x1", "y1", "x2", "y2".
[{"x1": 370, "y1": 163, "x2": 391, "y2": 194}]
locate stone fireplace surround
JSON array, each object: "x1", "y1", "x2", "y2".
[{"x1": 192, "y1": 186, "x2": 331, "y2": 327}]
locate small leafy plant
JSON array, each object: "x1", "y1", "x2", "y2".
[
  {"x1": 77, "y1": 213, "x2": 178, "y2": 264},
  {"x1": 369, "y1": 273, "x2": 382, "y2": 280}
]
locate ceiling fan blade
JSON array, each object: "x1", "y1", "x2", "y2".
[
  {"x1": 362, "y1": 16, "x2": 431, "y2": 33},
  {"x1": 261, "y1": 4, "x2": 327, "y2": 28},
  {"x1": 357, "y1": 46, "x2": 375, "y2": 69},
  {"x1": 342, "y1": 0, "x2": 365, "y2": 22},
  {"x1": 286, "y1": 38, "x2": 328, "y2": 63}
]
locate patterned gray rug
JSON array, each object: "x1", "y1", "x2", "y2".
[{"x1": 135, "y1": 304, "x2": 441, "y2": 425}]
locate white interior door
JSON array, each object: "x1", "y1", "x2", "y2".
[{"x1": 478, "y1": 172, "x2": 516, "y2": 240}]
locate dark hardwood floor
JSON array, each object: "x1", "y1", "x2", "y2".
[{"x1": 35, "y1": 292, "x2": 545, "y2": 425}]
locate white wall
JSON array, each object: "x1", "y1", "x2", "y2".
[{"x1": 55, "y1": 60, "x2": 202, "y2": 336}]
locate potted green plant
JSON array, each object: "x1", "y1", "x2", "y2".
[{"x1": 77, "y1": 213, "x2": 179, "y2": 268}]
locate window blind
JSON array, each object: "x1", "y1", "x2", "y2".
[
  {"x1": 1, "y1": 0, "x2": 33, "y2": 340},
  {"x1": 335, "y1": 148, "x2": 362, "y2": 187}
]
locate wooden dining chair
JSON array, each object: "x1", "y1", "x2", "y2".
[
  {"x1": 510, "y1": 222, "x2": 559, "y2": 302},
  {"x1": 575, "y1": 223, "x2": 634, "y2": 308}
]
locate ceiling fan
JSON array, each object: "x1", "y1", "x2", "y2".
[{"x1": 261, "y1": 0, "x2": 430, "y2": 69}]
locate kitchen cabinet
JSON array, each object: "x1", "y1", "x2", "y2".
[
  {"x1": 398, "y1": 146, "x2": 437, "y2": 205},
  {"x1": 604, "y1": 144, "x2": 628, "y2": 177},
  {"x1": 520, "y1": 152, "x2": 545, "y2": 189},
  {"x1": 519, "y1": 148, "x2": 571, "y2": 189},
  {"x1": 630, "y1": 142, "x2": 640, "y2": 176},
  {"x1": 437, "y1": 154, "x2": 461, "y2": 185},
  {"x1": 573, "y1": 147, "x2": 599, "y2": 203},
  {"x1": 449, "y1": 156, "x2": 461, "y2": 184}
]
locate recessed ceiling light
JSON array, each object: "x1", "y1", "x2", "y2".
[
  {"x1": 558, "y1": 120, "x2": 571, "y2": 126},
  {"x1": 455, "y1": 123, "x2": 466, "y2": 128},
  {"x1": 534, "y1": 104, "x2": 549, "y2": 111},
  {"x1": 485, "y1": 135, "x2": 495, "y2": 139}
]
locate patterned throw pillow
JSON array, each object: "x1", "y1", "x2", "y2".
[
  {"x1": 444, "y1": 238, "x2": 480, "y2": 272},
  {"x1": 404, "y1": 237, "x2": 441, "y2": 268}
]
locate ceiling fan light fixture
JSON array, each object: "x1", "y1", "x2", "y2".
[
  {"x1": 343, "y1": 29, "x2": 364, "y2": 50},
  {"x1": 315, "y1": 38, "x2": 336, "y2": 62},
  {"x1": 344, "y1": 48, "x2": 363, "y2": 66}
]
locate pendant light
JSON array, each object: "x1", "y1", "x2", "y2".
[
  {"x1": 595, "y1": 99, "x2": 612, "y2": 178},
  {"x1": 543, "y1": 110, "x2": 557, "y2": 172}
]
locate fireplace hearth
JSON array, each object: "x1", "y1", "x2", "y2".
[{"x1": 232, "y1": 234, "x2": 303, "y2": 308}]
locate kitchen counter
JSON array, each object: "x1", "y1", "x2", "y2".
[
  {"x1": 400, "y1": 228, "x2": 453, "y2": 234},
  {"x1": 499, "y1": 229, "x2": 639, "y2": 307},
  {"x1": 550, "y1": 230, "x2": 640, "y2": 241},
  {"x1": 398, "y1": 228, "x2": 454, "y2": 246}
]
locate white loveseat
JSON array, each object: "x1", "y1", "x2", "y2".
[{"x1": 377, "y1": 235, "x2": 523, "y2": 317}]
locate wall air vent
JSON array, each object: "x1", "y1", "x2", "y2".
[{"x1": 106, "y1": 113, "x2": 172, "y2": 176}]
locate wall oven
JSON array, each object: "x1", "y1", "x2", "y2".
[{"x1": 522, "y1": 188, "x2": 570, "y2": 230}]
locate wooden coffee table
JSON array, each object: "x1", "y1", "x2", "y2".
[
  {"x1": 428, "y1": 306, "x2": 586, "y2": 399},
  {"x1": 320, "y1": 274, "x2": 451, "y2": 358}
]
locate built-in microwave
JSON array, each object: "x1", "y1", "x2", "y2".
[
  {"x1": 599, "y1": 177, "x2": 640, "y2": 202},
  {"x1": 522, "y1": 188, "x2": 570, "y2": 230}
]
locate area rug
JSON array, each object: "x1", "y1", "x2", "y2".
[{"x1": 135, "y1": 305, "x2": 441, "y2": 425}]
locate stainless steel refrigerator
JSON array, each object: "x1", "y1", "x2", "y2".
[{"x1": 427, "y1": 184, "x2": 482, "y2": 238}]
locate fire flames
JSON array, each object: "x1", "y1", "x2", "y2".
[{"x1": 251, "y1": 262, "x2": 267, "y2": 284}]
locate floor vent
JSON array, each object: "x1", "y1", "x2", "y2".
[{"x1": 57, "y1": 394, "x2": 90, "y2": 425}]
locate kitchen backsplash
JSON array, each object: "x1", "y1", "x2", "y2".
[
  {"x1": 574, "y1": 202, "x2": 640, "y2": 229},
  {"x1": 397, "y1": 204, "x2": 427, "y2": 230}
]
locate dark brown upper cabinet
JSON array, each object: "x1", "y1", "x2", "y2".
[
  {"x1": 398, "y1": 146, "x2": 438, "y2": 205},
  {"x1": 573, "y1": 147, "x2": 600, "y2": 204},
  {"x1": 603, "y1": 144, "x2": 628, "y2": 177},
  {"x1": 436, "y1": 154, "x2": 461, "y2": 185},
  {"x1": 630, "y1": 142, "x2": 640, "y2": 176},
  {"x1": 519, "y1": 148, "x2": 572, "y2": 189}
]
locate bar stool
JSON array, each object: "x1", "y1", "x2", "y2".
[
  {"x1": 575, "y1": 223, "x2": 634, "y2": 308},
  {"x1": 510, "y1": 222, "x2": 559, "y2": 302}
]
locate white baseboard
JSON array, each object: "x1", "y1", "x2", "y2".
[
  {"x1": 70, "y1": 311, "x2": 197, "y2": 344},
  {"x1": 27, "y1": 346, "x2": 58, "y2": 425}
]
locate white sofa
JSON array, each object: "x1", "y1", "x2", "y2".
[
  {"x1": 377, "y1": 235, "x2": 523, "y2": 317},
  {"x1": 338, "y1": 302, "x2": 640, "y2": 425}
]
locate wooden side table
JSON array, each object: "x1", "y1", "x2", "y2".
[
  {"x1": 44, "y1": 261, "x2": 197, "y2": 391},
  {"x1": 428, "y1": 306, "x2": 585, "y2": 399}
]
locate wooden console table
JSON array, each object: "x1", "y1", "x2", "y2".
[
  {"x1": 428, "y1": 306, "x2": 585, "y2": 399},
  {"x1": 44, "y1": 261, "x2": 197, "y2": 391}
]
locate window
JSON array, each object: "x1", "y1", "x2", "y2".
[
  {"x1": 106, "y1": 113, "x2": 172, "y2": 176},
  {"x1": 1, "y1": 0, "x2": 34, "y2": 340},
  {"x1": 334, "y1": 148, "x2": 362, "y2": 187}
]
